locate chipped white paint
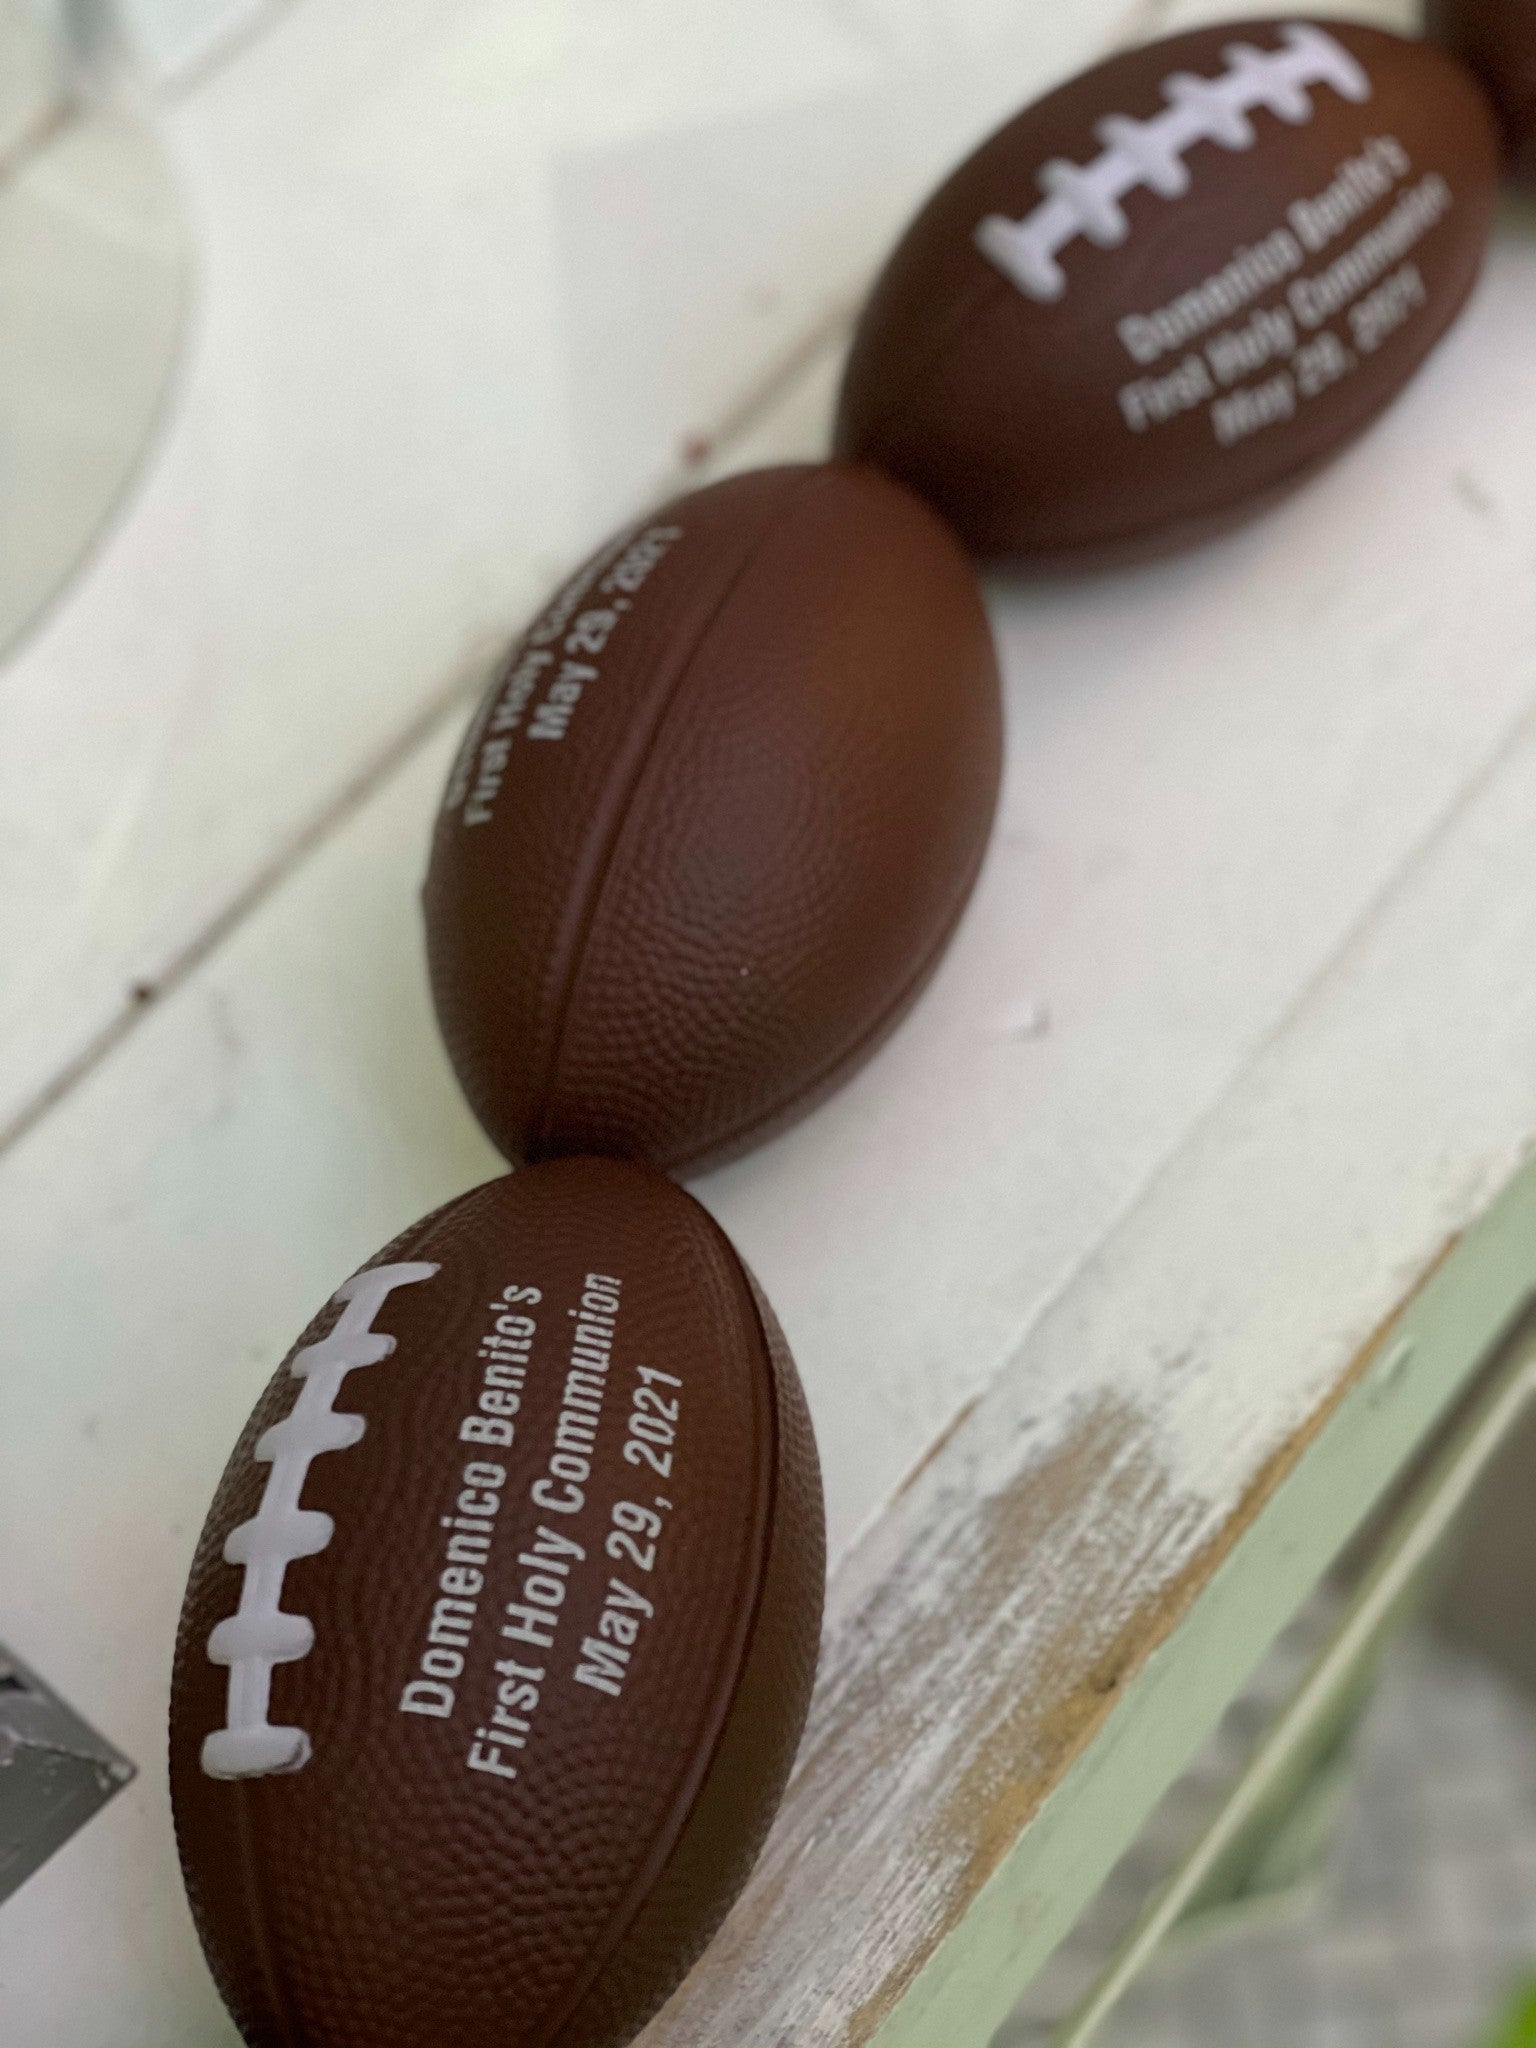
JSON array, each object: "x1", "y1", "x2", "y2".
[
  {"x1": 643, "y1": 711, "x2": 1536, "y2": 2048},
  {"x1": 4, "y1": 239, "x2": 1534, "y2": 2023},
  {"x1": 202, "y1": 1260, "x2": 438, "y2": 1780},
  {"x1": 1053, "y1": 1315, "x2": 1536, "y2": 2048},
  {"x1": 977, "y1": 24, "x2": 1370, "y2": 303}
]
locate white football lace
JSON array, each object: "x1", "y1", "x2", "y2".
[
  {"x1": 200, "y1": 1260, "x2": 440, "y2": 1780},
  {"x1": 975, "y1": 24, "x2": 1372, "y2": 304}
]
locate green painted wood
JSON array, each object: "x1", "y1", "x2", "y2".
[
  {"x1": 872, "y1": 1147, "x2": 1536, "y2": 2048},
  {"x1": 1054, "y1": 1307, "x2": 1536, "y2": 2043},
  {"x1": 1484, "y1": 1982, "x2": 1536, "y2": 2048}
]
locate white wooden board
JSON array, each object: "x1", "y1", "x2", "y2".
[
  {"x1": 5, "y1": 0, "x2": 1536, "y2": 2042},
  {"x1": 649, "y1": 707, "x2": 1536, "y2": 2048},
  {"x1": 0, "y1": 0, "x2": 1146, "y2": 1149},
  {"x1": 0, "y1": 0, "x2": 1419, "y2": 1151},
  {"x1": 0, "y1": 107, "x2": 188, "y2": 661},
  {"x1": 118, "y1": 0, "x2": 284, "y2": 82},
  {"x1": 3, "y1": 213, "x2": 1535, "y2": 2038},
  {"x1": 0, "y1": 4, "x2": 61, "y2": 164}
]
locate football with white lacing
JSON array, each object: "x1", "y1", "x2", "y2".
[
  {"x1": 170, "y1": 1161, "x2": 824, "y2": 2048},
  {"x1": 835, "y1": 17, "x2": 1502, "y2": 564}
]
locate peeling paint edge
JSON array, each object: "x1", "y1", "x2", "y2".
[{"x1": 865, "y1": 1151, "x2": 1536, "y2": 2048}]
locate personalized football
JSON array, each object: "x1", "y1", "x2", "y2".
[
  {"x1": 424, "y1": 463, "x2": 1003, "y2": 1171},
  {"x1": 1426, "y1": 0, "x2": 1536, "y2": 185},
  {"x1": 834, "y1": 18, "x2": 1502, "y2": 563},
  {"x1": 170, "y1": 1161, "x2": 825, "y2": 2048}
]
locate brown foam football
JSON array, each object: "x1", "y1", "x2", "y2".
[
  {"x1": 1426, "y1": 0, "x2": 1536, "y2": 185},
  {"x1": 834, "y1": 18, "x2": 1502, "y2": 564},
  {"x1": 170, "y1": 1161, "x2": 824, "y2": 2048},
  {"x1": 423, "y1": 462, "x2": 1003, "y2": 1172}
]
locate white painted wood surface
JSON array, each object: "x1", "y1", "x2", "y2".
[
  {"x1": 0, "y1": 0, "x2": 1142, "y2": 1150},
  {"x1": 0, "y1": 6, "x2": 61, "y2": 163},
  {"x1": 0, "y1": 106, "x2": 188, "y2": 659},
  {"x1": 652, "y1": 706, "x2": 1536, "y2": 2048},
  {"x1": 3, "y1": 0, "x2": 1536, "y2": 2043},
  {"x1": 117, "y1": 0, "x2": 283, "y2": 81},
  {"x1": 0, "y1": 0, "x2": 1413, "y2": 1151}
]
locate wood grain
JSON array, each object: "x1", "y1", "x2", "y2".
[
  {"x1": 0, "y1": 0, "x2": 1146, "y2": 1145},
  {"x1": 7, "y1": 3, "x2": 1536, "y2": 2043},
  {"x1": 643, "y1": 711, "x2": 1536, "y2": 2048}
]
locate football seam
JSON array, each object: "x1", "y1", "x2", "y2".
[
  {"x1": 170, "y1": 1430, "x2": 309, "y2": 2048},
  {"x1": 176, "y1": 1219, "x2": 448, "y2": 2048},
  {"x1": 527, "y1": 463, "x2": 838, "y2": 1158},
  {"x1": 199, "y1": 1264, "x2": 441, "y2": 1782},
  {"x1": 652, "y1": 707, "x2": 1003, "y2": 1172},
  {"x1": 836, "y1": 260, "x2": 1001, "y2": 470},
  {"x1": 231, "y1": 1769, "x2": 302, "y2": 2046}
]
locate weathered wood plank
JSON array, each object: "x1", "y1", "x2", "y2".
[
  {"x1": 9, "y1": 4, "x2": 1536, "y2": 2044},
  {"x1": 0, "y1": 3, "x2": 61, "y2": 166},
  {"x1": 642, "y1": 706, "x2": 1536, "y2": 2048},
  {"x1": 3, "y1": 219, "x2": 1535, "y2": 2032},
  {"x1": 119, "y1": 0, "x2": 286, "y2": 83},
  {"x1": 0, "y1": 0, "x2": 1146, "y2": 1145},
  {"x1": 704, "y1": 225, "x2": 1536, "y2": 1569},
  {"x1": 0, "y1": 109, "x2": 188, "y2": 662}
]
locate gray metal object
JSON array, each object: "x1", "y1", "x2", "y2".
[{"x1": 0, "y1": 1643, "x2": 135, "y2": 1906}]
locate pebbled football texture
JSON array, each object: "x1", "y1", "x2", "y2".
[
  {"x1": 423, "y1": 462, "x2": 1003, "y2": 1172},
  {"x1": 170, "y1": 1160, "x2": 825, "y2": 2048},
  {"x1": 1426, "y1": 0, "x2": 1536, "y2": 185},
  {"x1": 834, "y1": 18, "x2": 1502, "y2": 564}
]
